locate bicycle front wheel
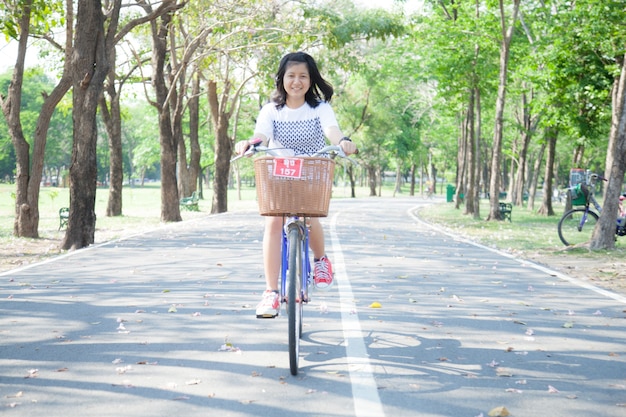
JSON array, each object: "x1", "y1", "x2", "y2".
[
  {"x1": 287, "y1": 226, "x2": 303, "y2": 376},
  {"x1": 558, "y1": 208, "x2": 599, "y2": 246}
]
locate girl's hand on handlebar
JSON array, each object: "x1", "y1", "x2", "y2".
[
  {"x1": 339, "y1": 139, "x2": 358, "y2": 156},
  {"x1": 235, "y1": 140, "x2": 252, "y2": 156}
]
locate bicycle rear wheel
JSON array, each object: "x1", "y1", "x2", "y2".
[
  {"x1": 287, "y1": 226, "x2": 303, "y2": 375},
  {"x1": 558, "y1": 208, "x2": 599, "y2": 246}
]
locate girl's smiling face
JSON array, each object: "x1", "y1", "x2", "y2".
[{"x1": 283, "y1": 62, "x2": 310, "y2": 107}]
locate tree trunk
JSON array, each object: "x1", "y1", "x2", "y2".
[
  {"x1": 208, "y1": 80, "x2": 232, "y2": 214},
  {"x1": 604, "y1": 74, "x2": 622, "y2": 194},
  {"x1": 3, "y1": 3, "x2": 34, "y2": 237},
  {"x1": 473, "y1": 86, "x2": 482, "y2": 219},
  {"x1": 62, "y1": 0, "x2": 109, "y2": 250},
  {"x1": 1, "y1": 0, "x2": 73, "y2": 238},
  {"x1": 368, "y1": 165, "x2": 377, "y2": 197},
  {"x1": 409, "y1": 162, "x2": 416, "y2": 196},
  {"x1": 527, "y1": 142, "x2": 545, "y2": 211},
  {"x1": 464, "y1": 88, "x2": 476, "y2": 216},
  {"x1": 177, "y1": 73, "x2": 201, "y2": 199},
  {"x1": 100, "y1": 56, "x2": 124, "y2": 217},
  {"x1": 150, "y1": 10, "x2": 181, "y2": 222},
  {"x1": 187, "y1": 73, "x2": 202, "y2": 195},
  {"x1": 536, "y1": 128, "x2": 557, "y2": 216},
  {"x1": 513, "y1": 89, "x2": 537, "y2": 207},
  {"x1": 456, "y1": 114, "x2": 467, "y2": 209},
  {"x1": 487, "y1": 0, "x2": 520, "y2": 221},
  {"x1": 591, "y1": 53, "x2": 626, "y2": 249}
]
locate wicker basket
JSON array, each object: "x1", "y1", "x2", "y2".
[{"x1": 254, "y1": 156, "x2": 335, "y2": 217}]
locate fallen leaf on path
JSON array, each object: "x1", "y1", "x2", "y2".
[
  {"x1": 218, "y1": 343, "x2": 241, "y2": 353},
  {"x1": 116, "y1": 365, "x2": 132, "y2": 374},
  {"x1": 505, "y1": 388, "x2": 523, "y2": 393},
  {"x1": 488, "y1": 406, "x2": 510, "y2": 416},
  {"x1": 168, "y1": 305, "x2": 178, "y2": 313},
  {"x1": 562, "y1": 322, "x2": 574, "y2": 328},
  {"x1": 369, "y1": 302, "x2": 382, "y2": 308}
]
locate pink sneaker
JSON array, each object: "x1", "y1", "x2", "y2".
[
  {"x1": 314, "y1": 256, "x2": 334, "y2": 290},
  {"x1": 256, "y1": 290, "x2": 280, "y2": 318}
]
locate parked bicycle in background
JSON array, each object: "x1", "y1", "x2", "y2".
[{"x1": 557, "y1": 170, "x2": 626, "y2": 246}]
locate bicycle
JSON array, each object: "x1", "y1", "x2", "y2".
[
  {"x1": 231, "y1": 141, "x2": 352, "y2": 375},
  {"x1": 557, "y1": 172, "x2": 626, "y2": 246}
]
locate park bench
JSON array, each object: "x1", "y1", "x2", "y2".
[
  {"x1": 179, "y1": 191, "x2": 199, "y2": 211},
  {"x1": 59, "y1": 207, "x2": 69, "y2": 230},
  {"x1": 499, "y1": 202, "x2": 512, "y2": 222}
]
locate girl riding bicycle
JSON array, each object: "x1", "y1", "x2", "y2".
[{"x1": 235, "y1": 52, "x2": 357, "y2": 318}]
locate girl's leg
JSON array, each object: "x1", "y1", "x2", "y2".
[
  {"x1": 263, "y1": 216, "x2": 283, "y2": 291},
  {"x1": 308, "y1": 218, "x2": 334, "y2": 289},
  {"x1": 308, "y1": 218, "x2": 325, "y2": 259}
]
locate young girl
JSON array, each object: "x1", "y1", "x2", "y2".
[{"x1": 235, "y1": 52, "x2": 358, "y2": 318}]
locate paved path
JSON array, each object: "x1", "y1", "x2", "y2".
[{"x1": 1, "y1": 197, "x2": 625, "y2": 416}]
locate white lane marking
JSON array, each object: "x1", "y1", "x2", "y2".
[
  {"x1": 408, "y1": 206, "x2": 626, "y2": 305},
  {"x1": 329, "y1": 212, "x2": 385, "y2": 417}
]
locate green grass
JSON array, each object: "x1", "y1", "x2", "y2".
[
  {"x1": 419, "y1": 198, "x2": 626, "y2": 261},
  {"x1": 3, "y1": 182, "x2": 623, "y2": 262},
  {"x1": 0, "y1": 181, "x2": 390, "y2": 242},
  {"x1": 0, "y1": 183, "x2": 261, "y2": 241},
  {"x1": 419, "y1": 200, "x2": 564, "y2": 250}
]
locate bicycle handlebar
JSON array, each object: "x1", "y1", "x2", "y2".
[
  {"x1": 230, "y1": 141, "x2": 358, "y2": 165},
  {"x1": 590, "y1": 173, "x2": 607, "y2": 182}
]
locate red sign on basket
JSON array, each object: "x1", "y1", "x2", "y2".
[{"x1": 273, "y1": 158, "x2": 303, "y2": 179}]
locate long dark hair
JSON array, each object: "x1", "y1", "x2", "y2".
[{"x1": 272, "y1": 52, "x2": 334, "y2": 109}]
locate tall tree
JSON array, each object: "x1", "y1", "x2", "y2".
[
  {"x1": 100, "y1": 0, "x2": 185, "y2": 217},
  {"x1": 0, "y1": 0, "x2": 73, "y2": 238},
  {"x1": 591, "y1": 54, "x2": 626, "y2": 249},
  {"x1": 140, "y1": 0, "x2": 186, "y2": 222},
  {"x1": 486, "y1": 0, "x2": 520, "y2": 221},
  {"x1": 61, "y1": 0, "x2": 110, "y2": 250}
]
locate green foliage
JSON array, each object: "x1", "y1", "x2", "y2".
[
  {"x1": 0, "y1": 68, "x2": 72, "y2": 177},
  {"x1": 0, "y1": 0, "x2": 65, "y2": 40}
]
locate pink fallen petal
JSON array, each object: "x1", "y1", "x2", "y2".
[{"x1": 548, "y1": 385, "x2": 559, "y2": 393}]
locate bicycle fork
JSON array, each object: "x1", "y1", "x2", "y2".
[{"x1": 280, "y1": 218, "x2": 312, "y2": 306}]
